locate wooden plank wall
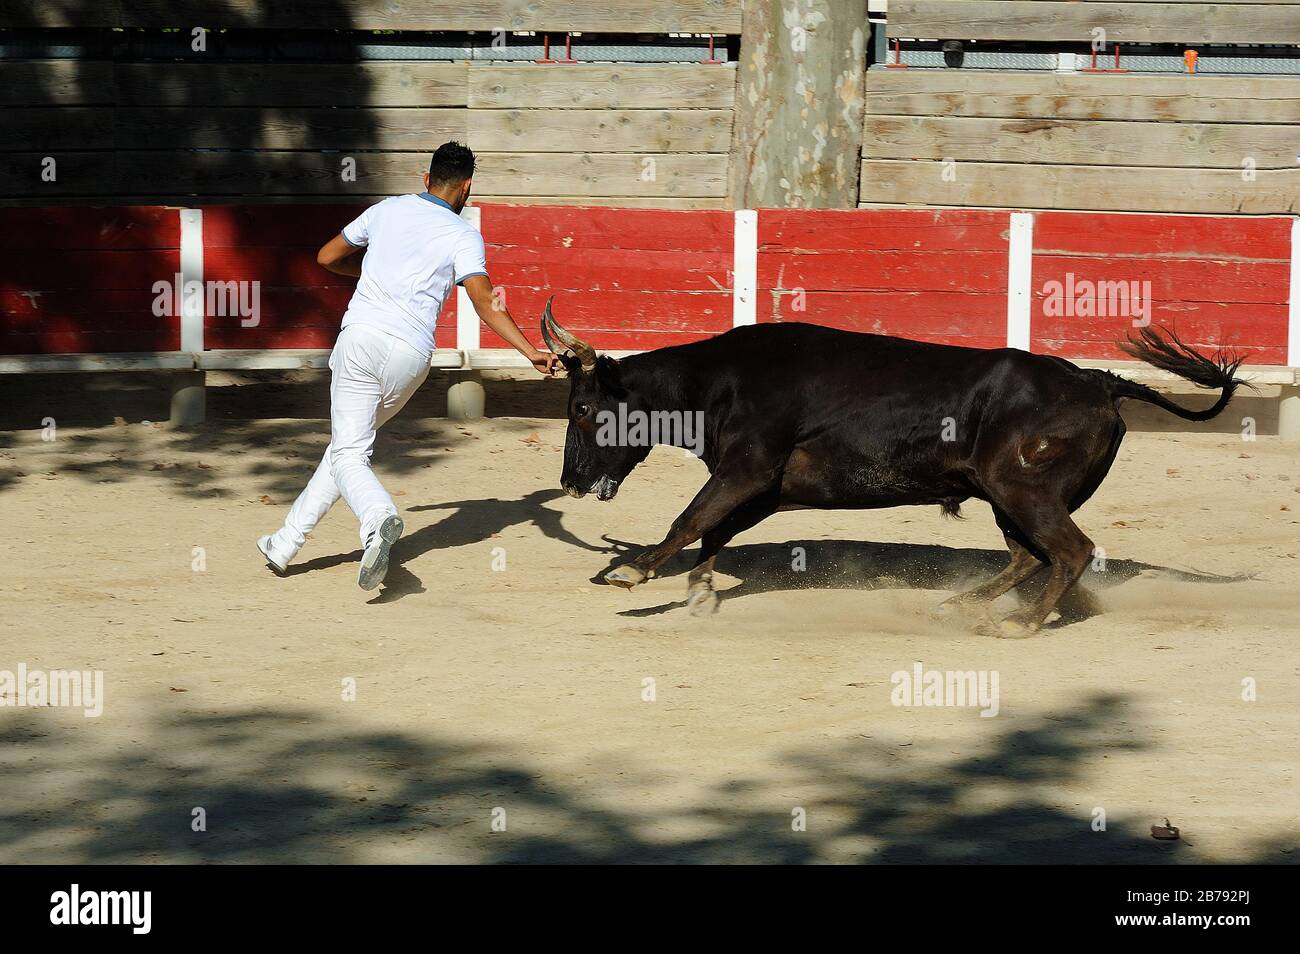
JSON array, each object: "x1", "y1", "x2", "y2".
[
  {"x1": 889, "y1": 1, "x2": 1300, "y2": 45},
  {"x1": 1, "y1": 60, "x2": 736, "y2": 207},
  {"x1": 6, "y1": 0, "x2": 744, "y2": 33},
  {"x1": 862, "y1": 71, "x2": 1300, "y2": 214},
  {"x1": 0, "y1": 1, "x2": 739, "y2": 207},
  {"x1": 468, "y1": 65, "x2": 734, "y2": 207}
]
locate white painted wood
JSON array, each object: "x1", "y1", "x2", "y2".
[
  {"x1": 1289, "y1": 217, "x2": 1300, "y2": 369},
  {"x1": 1006, "y1": 212, "x2": 1033, "y2": 351},
  {"x1": 0, "y1": 353, "x2": 194, "y2": 373},
  {"x1": 733, "y1": 209, "x2": 758, "y2": 327},
  {"x1": 457, "y1": 205, "x2": 483, "y2": 352},
  {"x1": 179, "y1": 208, "x2": 204, "y2": 353}
]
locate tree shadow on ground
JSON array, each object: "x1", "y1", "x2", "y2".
[{"x1": 0, "y1": 694, "x2": 1292, "y2": 864}]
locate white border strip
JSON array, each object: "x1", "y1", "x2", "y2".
[
  {"x1": 733, "y1": 209, "x2": 758, "y2": 327},
  {"x1": 1006, "y1": 211, "x2": 1034, "y2": 351},
  {"x1": 1288, "y1": 217, "x2": 1300, "y2": 369},
  {"x1": 178, "y1": 208, "x2": 204, "y2": 353},
  {"x1": 456, "y1": 205, "x2": 482, "y2": 351}
]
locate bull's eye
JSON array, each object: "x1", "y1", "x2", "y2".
[{"x1": 574, "y1": 403, "x2": 591, "y2": 418}]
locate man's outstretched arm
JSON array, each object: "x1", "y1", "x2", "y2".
[
  {"x1": 317, "y1": 234, "x2": 364, "y2": 278},
  {"x1": 462, "y1": 275, "x2": 556, "y2": 376}
]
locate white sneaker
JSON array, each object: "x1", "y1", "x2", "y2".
[
  {"x1": 358, "y1": 514, "x2": 403, "y2": 591},
  {"x1": 257, "y1": 535, "x2": 292, "y2": 575}
]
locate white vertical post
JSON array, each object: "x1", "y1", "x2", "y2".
[
  {"x1": 732, "y1": 209, "x2": 758, "y2": 327},
  {"x1": 172, "y1": 208, "x2": 206, "y2": 425},
  {"x1": 1281, "y1": 217, "x2": 1300, "y2": 441},
  {"x1": 178, "y1": 208, "x2": 204, "y2": 353},
  {"x1": 457, "y1": 205, "x2": 482, "y2": 353},
  {"x1": 1006, "y1": 211, "x2": 1034, "y2": 351},
  {"x1": 1288, "y1": 217, "x2": 1300, "y2": 370}
]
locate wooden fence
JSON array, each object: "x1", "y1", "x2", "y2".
[
  {"x1": 3, "y1": 0, "x2": 1300, "y2": 213},
  {"x1": 3, "y1": 204, "x2": 1295, "y2": 368},
  {"x1": 869, "y1": 1, "x2": 1300, "y2": 213}
]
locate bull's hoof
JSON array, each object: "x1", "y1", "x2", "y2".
[
  {"x1": 686, "y1": 585, "x2": 719, "y2": 617},
  {"x1": 976, "y1": 616, "x2": 1039, "y2": 639},
  {"x1": 604, "y1": 564, "x2": 648, "y2": 589}
]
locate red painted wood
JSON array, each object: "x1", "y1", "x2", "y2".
[
  {"x1": 1031, "y1": 212, "x2": 1291, "y2": 362},
  {"x1": 0, "y1": 328, "x2": 181, "y2": 355},
  {"x1": 489, "y1": 251, "x2": 731, "y2": 293},
  {"x1": 1033, "y1": 212, "x2": 1292, "y2": 261},
  {"x1": 5, "y1": 249, "x2": 181, "y2": 290},
  {"x1": 204, "y1": 246, "x2": 358, "y2": 288},
  {"x1": 761, "y1": 208, "x2": 1010, "y2": 252},
  {"x1": 760, "y1": 250, "x2": 1008, "y2": 295},
  {"x1": 0, "y1": 207, "x2": 179, "y2": 251},
  {"x1": 755, "y1": 210, "x2": 1010, "y2": 349},
  {"x1": 758, "y1": 290, "x2": 1006, "y2": 340},
  {"x1": 200, "y1": 204, "x2": 369, "y2": 247},
  {"x1": 2, "y1": 205, "x2": 1292, "y2": 368},
  {"x1": 479, "y1": 203, "x2": 734, "y2": 252}
]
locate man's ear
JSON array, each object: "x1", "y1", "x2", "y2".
[{"x1": 423, "y1": 172, "x2": 432, "y2": 192}]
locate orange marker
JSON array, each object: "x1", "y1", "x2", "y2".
[{"x1": 1184, "y1": 49, "x2": 1198, "y2": 74}]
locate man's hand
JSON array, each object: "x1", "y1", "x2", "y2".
[
  {"x1": 531, "y1": 352, "x2": 558, "y2": 376},
  {"x1": 463, "y1": 275, "x2": 559, "y2": 377}
]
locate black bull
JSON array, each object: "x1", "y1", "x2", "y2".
[{"x1": 540, "y1": 301, "x2": 1244, "y2": 637}]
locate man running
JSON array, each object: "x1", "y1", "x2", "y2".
[{"x1": 257, "y1": 142, "x2": 555, "y2": 590}]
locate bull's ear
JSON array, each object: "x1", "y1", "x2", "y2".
[
  {"x1": 594, "y1": 355, "x2": 626, "y2": 397},
  {"x1": 557, "y1": 353, "x2": 581, "y2": 374}
]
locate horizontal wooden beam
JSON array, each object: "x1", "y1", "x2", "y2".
[
  {"x1": 472, "y1": 152, "x2": 727, "y2": 197},
  {"x1": 866, "y1": 70, "x2": 1300, "y2": 125},
  {"x1": 889, "y1": 1, "x2": 1300, "y2": 44},
  {"x1": 0, "y1": 151, "x2": 728, "y2": 200},
  {"x1": 0, "y1": 152, "x2": 434, "y2": 197},
  {"x1": 116, "y1": 62, "x2": 469, "y2": 107},
  {"x1": 468, "y1": 108, "x2": 732, "y2": 153},
  {"x1": 0, "y1": 0, "x2": 743, "y2": 32},
  {"x1": 0, "y1": 61, "x2": 115, "y2": 106},
  {"x1": 472, "y1": 195, "x2": 725, "y2": 208},
  {"x1": 860, "y1": 159, "x2": 1300, "y2": 213},
  {"x1": 1, "y1": 107, "x2": 468, "y2": 152},
  {"x1": 469, "y1": 64, "x2": 735, "y2": 109},
  {"x1": 864, "y1": 115, "x2": 1299, "y2": 169}
]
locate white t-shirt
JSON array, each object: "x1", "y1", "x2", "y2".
[{"x1": 339, "y1": 193, "x2": 488, "y2": 358}]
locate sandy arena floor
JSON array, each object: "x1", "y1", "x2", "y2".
[{"x1": 0, "y1": 370, "x2": 1297, "y2": 863}]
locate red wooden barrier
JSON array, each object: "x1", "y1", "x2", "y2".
[
  {"x1": 0, "y1": 208, "x2": 180, "y2": 354},
  {"x1": 1, "y1": 204, "x2": 1295, "y2": 367},
  {"x1": 481, "y1": 205, "x2": 734, "y2": 351},
  {"x1": 1032, "y1": 213, "x2": 1291, "y2": 364},
  {"x1": 758, "y1": 208, "x2": 1009, "y2": 350}
]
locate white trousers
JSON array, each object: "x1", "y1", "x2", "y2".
[{"x1": 272, "y1": 323, "x2": 430, "y2": 555}]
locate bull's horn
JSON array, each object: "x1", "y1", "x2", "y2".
[{"x1": 541, "y1": 296, "x2": 597, "y2": 372}]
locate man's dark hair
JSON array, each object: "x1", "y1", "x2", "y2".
[{"x1": 428, "y1": 141, "x2": 476, "y2": 186}]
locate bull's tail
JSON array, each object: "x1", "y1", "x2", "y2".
[{"x1": 1102, "y1": 325, "x2": 1245, "y2": 422}]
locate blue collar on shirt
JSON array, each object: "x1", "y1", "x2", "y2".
[{"x1": 417, "y1": 192, "x2": 457, "y2": 213}]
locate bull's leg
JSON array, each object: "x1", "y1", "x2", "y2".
[
  {"x1": 683, "y1": 496, "x2": 779, "y2": 616},
  {"x1": 943, "y1": 510, "x2": 1044, "y2": 609},
  {"x1": 977, "y1": 501, "x2": 1093, "y2": 639},
  {"x1": 604, "y1": 468, "x2": 778, "y2": 591},
  {"x1": 944, "y1": 538, "x2": 1042, "y2": 609}
]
